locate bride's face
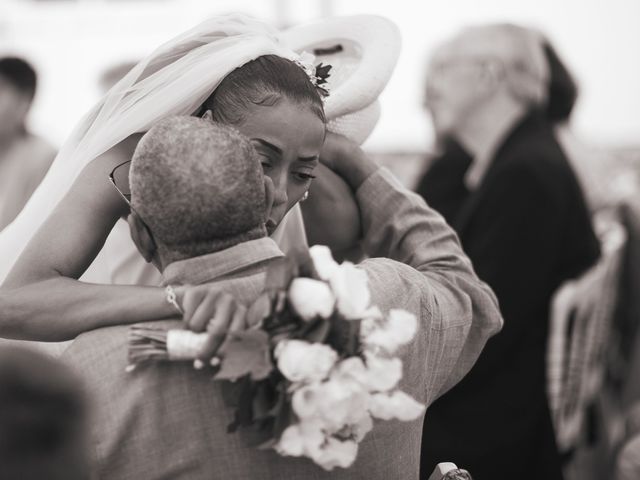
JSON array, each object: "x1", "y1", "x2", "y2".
[{"x1": 235, "y1": 98, "x2": 326, "y2": 234}]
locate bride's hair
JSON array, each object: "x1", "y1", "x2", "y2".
[{"x1": 200, "y1": 55, "x2": 326, "y2": 125}]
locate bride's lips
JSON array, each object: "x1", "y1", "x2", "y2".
[{"x1": 266, "y1": 219, "x2": 277, "y2": 235}]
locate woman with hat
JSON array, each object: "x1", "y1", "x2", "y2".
[{"x1": 0, "y1": 14, "x2": 400, "y2": 343}]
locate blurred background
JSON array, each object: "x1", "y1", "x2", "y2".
[
  {"x1": 2, "y1": 0, "x2": 639, "y2": 168},
  {"x1": 2, "y1": 1, "x2": 640, "y2": 479}
]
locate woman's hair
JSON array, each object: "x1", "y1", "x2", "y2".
[
  {"x1": 201, "y1": 55, "x2": 326, "y2": 125},
  {"x1": 542, "y1": 40, "x2": 579, "y2": 123}
]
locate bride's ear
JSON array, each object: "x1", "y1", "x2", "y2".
[
  {"x1": 201, "y1": 109, "x2": 214, "y2": 122},
  {"x1": 263, "y1": 175, "x2": 275, "y2": 223}
]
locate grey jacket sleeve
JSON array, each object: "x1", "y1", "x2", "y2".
[{"x1": 355, "y1": 168, "x2": 503, "y2": 406}]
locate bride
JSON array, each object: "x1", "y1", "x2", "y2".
[{"x1": 0, "y1": 14, "x2": 367, "y2": 341}]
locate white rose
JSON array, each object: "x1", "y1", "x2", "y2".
[
  {"x1": 329, "y1": 262, "x2": 371, "y2": 319},
  {"x1": 364, "y1": 309, "x2": 418, "y2": 353},
  {"x1": 276, "y1": 340, "x2": 338, "y2": 383},
  {"x1": 288, "y1": 278, "x2": 335, "y2": 321},
  {"x1": 360, "y1": 306, "x2": 384, "y2": 339},
  {"x1": 387, "y1": 309, "x2": 418, "y2": 343},
  {"x1": 368, "y1": 391, "x2": 425, "y2": 421},
  {"x1": 277, "y1": 419, "x2": 325, "y2": 457},
  {"x1": 316, "y1": 376, "x2": 370, "y2": 431},
  {"x1": 309, "y1": 245, "x2": 340, "y2": 281},
  {"x1": 363, "y1": 352, "x2": 403, "y2": 392},
  {"x1": 352, "y1": 413, "x2": 374, "y2": 442},
  {"x1": 309, "y1": 437, "x2": 359, "y2": 471},
  {"x1": 333, "y1": 357, "x2": 370, "y2": 388},
  {"x1": 291, "y1": 383, "x2": 324, "y2": 420}
]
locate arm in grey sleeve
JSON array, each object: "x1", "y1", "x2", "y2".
[{"x1": 355, "y1": 168, "x2": 503, "y2": 405}]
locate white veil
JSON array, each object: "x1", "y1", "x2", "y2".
[{"x1": 0, "y1": 14, "x2": 307, "y2": 283}]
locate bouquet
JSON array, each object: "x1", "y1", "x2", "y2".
[{"x1": 128, "y1": 245, "x2": 425, "y2": 471}]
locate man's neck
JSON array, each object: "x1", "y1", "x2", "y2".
[
  {"x1": 453, "y1": 98, "x2": 527, "y2": 189},
  {"x1": 455, "y1": 98, "x2": 527, "y2": 161}
]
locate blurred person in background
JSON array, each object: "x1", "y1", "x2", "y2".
[
  {"x1": 419, "y1": 24, "x2": 600, "y2": 480},
  {"x1": 416, "y1": 31, "x2": 611, "y2": 217},
  {"x1": 542, "y1": 37, "x2": 611, "y2": 212},
  {"x1": 0, "y1": 57, "x2": 56, "y2": 231},
  {"x1": 0, "y1": 345, "x2": 90, "y2": 480}
]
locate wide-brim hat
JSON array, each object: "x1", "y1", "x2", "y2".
[{"x1": 279, "y1": 15, "x2": 401, "y2": 145}]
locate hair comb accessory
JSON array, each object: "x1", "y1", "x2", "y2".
[
  {"x1": 280, "y1": 15, "x2": 400, "y2": 144},
  {"x1": 293, "y1": 51, "x2": 332, "y2": 97}
]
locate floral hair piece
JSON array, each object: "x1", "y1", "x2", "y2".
[{"x1": 294, "y1": 51, "x2": 332, "y2": 98}]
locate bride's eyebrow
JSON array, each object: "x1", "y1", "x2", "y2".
[
  {"x1": 298, "y1": 155, "x2": 319, "y2": 163},
  {"x1": 251, "y1": 138, "x2": 281, "y2": 155}
]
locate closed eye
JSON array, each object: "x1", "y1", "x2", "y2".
[{"x1": 294, "y1": 172, "x2": 316, "y2": 181}]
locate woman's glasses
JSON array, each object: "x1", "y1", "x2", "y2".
[{"x1": 109, "y1": 160, "x2": 132, "y2": 206}]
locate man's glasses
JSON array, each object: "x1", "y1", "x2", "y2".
[{"x1": 109, "y1": 160, "x2": 132, "y2": 206}]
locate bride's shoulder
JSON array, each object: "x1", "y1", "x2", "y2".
[
  {"x1": 85, "y1": 133, "x2": 144, "y2": 176},
  {"x1": 74, "y1": 133, "x2": 144, "y2": 216}
]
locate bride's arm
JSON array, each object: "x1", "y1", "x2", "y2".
[{"x1": 0, "y1": 137, "x2": 224, "y2": 342}]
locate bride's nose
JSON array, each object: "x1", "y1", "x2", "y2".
[{"x1": 270, "y1": 174, "x2": 288, "y2": 207}]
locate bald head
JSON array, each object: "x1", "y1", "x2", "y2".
[{"x1": 130, "y1": 116, "x2": 267, "y2": 266}]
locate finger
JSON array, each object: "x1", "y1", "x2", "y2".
[
  {"x1": 229, "y1": 304, "x2": 247, "y2": 333},
  {"x1": 206, "y1": 294, "x2": 234, "y2": 333},
  {"x1": 188, "y1": 292, "x2": 222, "y2": 333},
  {"x1": 181, "y1": 287, "x2": 207, "y2": 326},
  {"x1": 197, "y1": 297, "x2": 235, "y2": 359}
]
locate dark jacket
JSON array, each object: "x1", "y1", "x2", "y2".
[
  {"x1": 415, "y1": 138, "x2": 472, "y2": 226},
  {"x1": 420, "y1": 111, "x2": 600, "y2": 480}
]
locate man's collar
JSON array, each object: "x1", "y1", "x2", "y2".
[{"x1": 161, "y1": 237, "x2": 284, "y2": 286}]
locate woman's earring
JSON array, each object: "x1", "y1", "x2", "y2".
[
  {"x1": 301, "y1": 191, "x2": 309, "y2": 202},
  {"x1": 201, "y1": 110, "x2": 214, "y2": 122}
]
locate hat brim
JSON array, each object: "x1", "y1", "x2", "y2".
[{"x1": 280, "y1": 15, "x2": 401, "y2": 143}]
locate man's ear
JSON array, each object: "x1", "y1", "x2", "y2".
[
  {"x1": 201, "y1": 109, "x2": 214, "y2": 122},
  {"x1": 127, "y1": 211, "x2": 158, "y2": 265},
  {"x1": 263, "y1": 175, "x2": 275, "y2": 223}
]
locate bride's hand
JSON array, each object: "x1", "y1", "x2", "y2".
[{"x1": 176, "y1": 285, "x2": 247, "y2": 360}]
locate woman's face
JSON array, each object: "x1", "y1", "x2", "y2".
[{"x1": 235, "y1": 98, "x2": 326, "y2": 234}]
